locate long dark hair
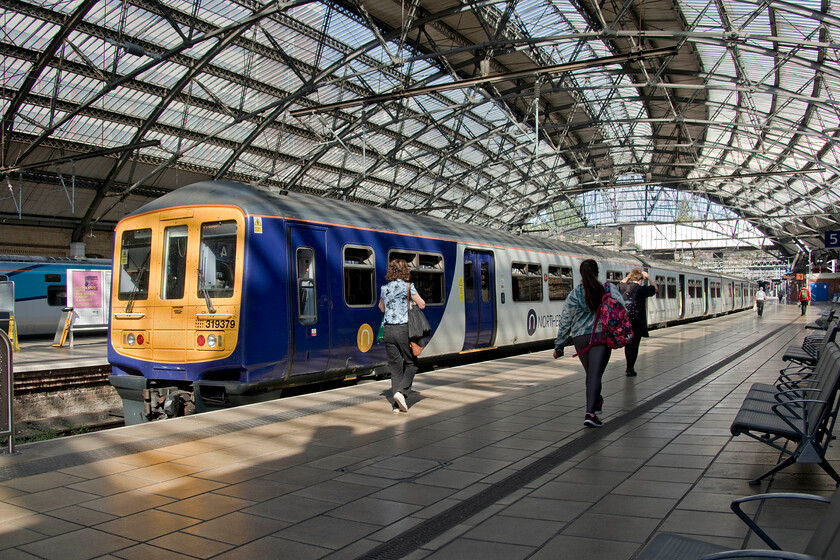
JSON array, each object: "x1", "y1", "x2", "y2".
[{"x1": 580, "y1": 259, "x2": 604, "y2": 312}]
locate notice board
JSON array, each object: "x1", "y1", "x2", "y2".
[{"x1": 66, "y1": 269, "x2": 112, "y2": 328}]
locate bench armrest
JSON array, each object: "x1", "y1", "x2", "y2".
[
  {"x1": 701, "y1": 551, "x2": 820, "y2": 559},
  {"x1": 730, "y1": 493, "x2": 831, "y2": 550},
  {"x1": 773, "y1": 388, "x2": 821, "y2": 402},
  {"x1": 771, "y1": 399, "x2": 829, "y2": 434}
]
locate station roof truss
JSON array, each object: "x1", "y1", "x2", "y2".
[{"x1": 2, "y1": 0, "x2": 840, "y2": 261}]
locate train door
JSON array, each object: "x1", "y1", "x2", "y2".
[
  {"x1": 289, "y1": 225, "x2": 331, "y2": 374},
  {"x1": 463, "y1": 250, "x2": 495, "y2": 350},
  {"x1": 678, "y1": 274, "x2": 686, "y2": 318},
  {"x1": 703, "y1": 278, "x2": 709, "y2": 315},
  {"x1": 152, "y1": 218, "x2": 193, "y2": 363}
]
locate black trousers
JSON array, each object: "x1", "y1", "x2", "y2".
[
  {"x1": 572, "y1": 334, "x2": 610, "y2": 414},
  {"x1": 624, "y1": 334, "x2": 641, "y2": 373},
  {"x1": 384, "y1": 324, "x2": 417, "y2": 396},
  {"x1": 756, "y1": 300, "x2": 765, "y2": 316},
  {"x1": 801, "y1": 300, "x2": 809, "y2": 315}
]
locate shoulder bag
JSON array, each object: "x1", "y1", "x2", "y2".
[{"x1": 407, "y1": 284, "x2": 431, "y2": 355}]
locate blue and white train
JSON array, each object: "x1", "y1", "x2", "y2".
[
  {"x1": 0, "y1": 256, "x2": 111, "y2": 337},
  {"x1": 108, "y1": 180, "x2": 756, "y2": 423}
]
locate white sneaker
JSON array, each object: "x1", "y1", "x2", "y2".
[{"x1": 394, "y1": 391, "x2": 408, "y2": 412}]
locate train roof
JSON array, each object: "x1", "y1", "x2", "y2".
[
  {"x1": 126, "y1": 180, "x2": 752, "y2": 283},
  {"x1": 127, "y1": 180, "x2": 644, "y2": 264},
  {"x1": 0, "y1": 255, "x2": 110, "y2": 265}
]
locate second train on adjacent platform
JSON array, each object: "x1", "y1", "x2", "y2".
[{"x1": 108, "y1": 180, "x2": 756, "y2": 424}]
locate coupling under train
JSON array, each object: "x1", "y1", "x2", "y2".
[{"x1": 108, "y1": 180, "x2": 757, "y2": 424}]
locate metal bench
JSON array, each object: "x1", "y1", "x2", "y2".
[
  {"x1": 636, "y1": 485, "x2": 840, "y2": 559},
  {"x1": 807, "y1": 308, "x2": 836, "y2": 330},
  {"x1": 780, "y1": 321, "x2": 839, "y2": 375},
  {"x1": 731, "y1": 342, "x2": 840, "y2": 486}
]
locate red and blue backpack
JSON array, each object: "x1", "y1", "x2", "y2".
[{"x1": 574, "y1": 283, "x2": 634, "y2": 356}]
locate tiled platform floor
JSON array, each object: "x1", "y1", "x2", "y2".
[{"x1": 1, "y1": 301, "x2": 837, "y2": 560}]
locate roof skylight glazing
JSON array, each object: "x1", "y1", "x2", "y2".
[{"x1": 1, "y1": 0, "x2": 840, "y2": 258}]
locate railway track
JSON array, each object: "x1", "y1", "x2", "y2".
[
  {"x1": 11, "y1": 364, "x2": 124, "y2": 440},
  {"x1": 14, "y1": 365, "x2": 112, "y2": 394}
]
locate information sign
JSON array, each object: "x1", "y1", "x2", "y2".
[
  {"x1": 826, "y1": 231, "x2": 840, "y2": 248},
  {"x1": 66, "y1": 269, "x2": 111, "y2": 327}
]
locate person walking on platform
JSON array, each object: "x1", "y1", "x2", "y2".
[
  {"x1": 798, "y1": 285, "x2": 811, "y2": 316},
  {"x1": 379, "y1": 259, "x2": 425, "y2": 413},
  {"x1": 755, "y1": 286, "x2": 767, "y2": 317},
  {"x1": 618, "y1": 269, "x2": 657, "y2": 376},
  {"x1": 553, "y1": 259, "x2": 626, "y2": 428}
]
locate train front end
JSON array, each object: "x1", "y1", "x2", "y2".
[{"x1": 108, "y1": 205, "x2": 245, "y2": 424}]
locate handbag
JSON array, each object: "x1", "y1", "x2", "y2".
[
  {"x1": 410, "y1": 339, "x2": 424, "y2": 356},
  {"x1": 407, "y1": 284, "x2": 431, "y2": 340},
  {"x1": 376, "y1": 317, "x2": 385, "y2": 343}
]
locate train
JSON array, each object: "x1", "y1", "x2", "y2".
[
  {"x1": 107, "y1": 180, "x2": 757, "y2": 424},
  {"x1": 0, "y1": 256, "x2": 112, "y2": 337}
]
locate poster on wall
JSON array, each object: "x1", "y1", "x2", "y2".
[{"x1": 67, "y1": 270, "x2": 112, "y2": 327}]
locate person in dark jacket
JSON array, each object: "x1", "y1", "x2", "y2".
[{"x1": 618, "y1": 269, "x2": 658, "y2": 377}]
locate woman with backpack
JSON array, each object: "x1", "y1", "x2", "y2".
[
  {"x1": 619, "y1": 269, "x2": 658, "y2": 376},
  {"x1": 553, "y1": 259, "x2": 627, "y2": 428}
]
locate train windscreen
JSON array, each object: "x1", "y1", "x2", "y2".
[
  {"x1": 118, "y1": 228, "x2": 152, "y2": 300},
  {"x1": 198, "y1": 221, "x2": 237, "y2": 298}
]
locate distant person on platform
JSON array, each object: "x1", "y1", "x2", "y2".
[
  {"x1": 755, "y1": 286, "x2": 767, "y2": 317},
  {"x1": 799, "y1": 285, "x2": 811, "y2": 316},
  {"x1": 618, "y1": 269, "x2": 658, "y2": 377}
]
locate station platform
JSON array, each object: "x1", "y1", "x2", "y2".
[
  {"x1": 12, "y1": 334, "x2": 108, "y2": 374},
  {"x1": 0, "y1": 301, "x2": 837, "y2": 560}
]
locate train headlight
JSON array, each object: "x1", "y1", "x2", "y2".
[
  {"x1": 197, "y1": 334, "x2": 206, "y2": 347},
  {"x1": 127, "y1": 333, "x2": 135, "y2": 346},
  {"x1": 207, "y1": 334, "x2": 218, "y2": 348}
]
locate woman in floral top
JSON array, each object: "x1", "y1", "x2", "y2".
[
  {"x1": 379, "y1": 259, "x2": 425, "y2": 413},
  {"x1": 554, "y1": 259, "x2": 625, "y2": 428}
]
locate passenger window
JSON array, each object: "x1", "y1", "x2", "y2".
[
  {"x1": 667, "y1": 277, "x2": 677, "y2": 299},
  {"x1": 512, "y1": 262, "x2": 542, "y2": 302},
  {"x1": 297, "y1": 248, "x2": 316, "y2": 324},
  {"x1": 162, "y1": 225, "x2": 188, "y2": 300},
  {"x1": 606, "y1": 270, "x2": 623, "y2": 283},
  {"x1": 343, "y1": 246, "x2": 375, "y2": 307},
  {"x1": 47, "y1": 285, "x2": 67, "y2": 307},
  {"x1": 198, "y1": 221, "x2": 237, "y2": 299},
  {"x1": 464, "y1": 260, "x2": 475, "y2": 303},
  {"x1": 548, "y1": 266, "x2": 573, "y2": 301},
  {"x1": 45, "y1": 274, "x2": 61, "y2": 283},
  {"x1": 388, "y1": 250, "x2": 445, "y2": 305},
  {"x1": 118, "y1": 228, "x2": 152, "y2": 301},
  {"x1": 655, "y1": 276, "x2": 666, "y2": 299}
]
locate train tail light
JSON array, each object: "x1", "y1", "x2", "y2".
[{"x1": 197, "y1": 334, "x2": 206, "y2": 347}]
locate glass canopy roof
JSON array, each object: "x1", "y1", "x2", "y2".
[{"x1": 2, "y1": 0, "x2": 839, "y2": 260}]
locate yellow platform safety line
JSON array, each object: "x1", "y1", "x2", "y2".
[
  {"x1": 53, "y1": 311, "x2": 73, "y2": 348},
  {"x1": 7, "y1": 315, "x2": 19, "y2": 351},
  {"x1": 459, "y1": 346, "x2": 498, "y2": 354}
]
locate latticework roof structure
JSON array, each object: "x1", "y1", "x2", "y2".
[{"x1": 2, "y1": 0, "x2": 839, "y2": 261}]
